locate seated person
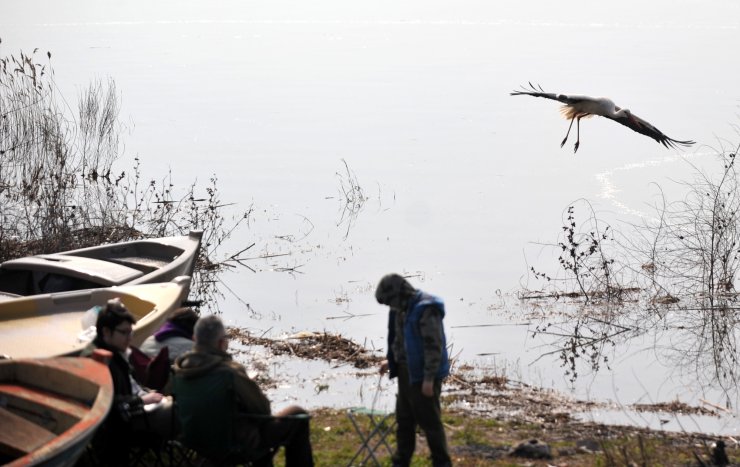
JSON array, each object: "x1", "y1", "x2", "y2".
[
  {"x1": 139, "y1": 307, "x2": 199, "y2": 362},
  {"x1": 82, "y1": 298, "x2": 174, "y2": 466},
  {"x1": 173, "y1": 315, "x2": 314, "y2": 467}
]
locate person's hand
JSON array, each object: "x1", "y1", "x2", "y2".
[
  {"x1": 379, "y1": 360, "x2": 389, "y2": 376},
  {"x1": 141, "y1": 392, "x2": 164, "y2": 405},
  {"x1": 421, "y1": 380, "x2": 434, "y2": 397}
]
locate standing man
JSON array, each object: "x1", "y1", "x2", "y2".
[{"x1": 376, "y1": 273, "x2": 452, "y2": 467}]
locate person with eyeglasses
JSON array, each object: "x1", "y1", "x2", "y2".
[{"x1": 81, "y1": 298, "x2": 173, "y2": 466}]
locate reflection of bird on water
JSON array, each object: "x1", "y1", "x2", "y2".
[{"x1": 510, "y1": 83, "x2": 695, "y2": 153}]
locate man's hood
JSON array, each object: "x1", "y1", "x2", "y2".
[{"x1": 173, "y1": 345, "x2": 231, "y2": 379}]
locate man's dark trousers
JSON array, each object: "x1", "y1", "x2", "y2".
[{"x1": 392, "y1": 362, "x2": 451, "y2": 467}]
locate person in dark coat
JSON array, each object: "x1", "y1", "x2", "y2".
[
  {"x1": 81, "y1": 298, "x2": 172, "y2": 466},
  {"x1": 376, "y1": 273, "x2": 452, "y2": 467},
  {"x1": 173, "y1": 315, "x2": 314, "y2": 466}
]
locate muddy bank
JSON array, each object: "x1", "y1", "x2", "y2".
[
  {"x1": 226, "y1": 325, "x2": 740, "y2": 465},
  {"x1": 226, "y1": 326, "x2": 725, "y2": 428}
]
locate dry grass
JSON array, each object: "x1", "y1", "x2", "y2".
[{"x1": 288, "y1": 408, "x2": 735, "y2": 467}]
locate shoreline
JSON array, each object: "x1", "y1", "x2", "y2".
[{"x1": 226, "y1": 326, "x2": 738, "y2": 440}]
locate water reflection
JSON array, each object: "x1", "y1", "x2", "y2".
[
  {"x1": 524, "y1": 284, "x2": 740, "y2": 413},
  {"x1": 660, "y1": 300, "x2": 739, "y2": 404},
  {"x1": 522, "y1": 153, "x2": 740, "y2": 413},
  {"x1": 527, "y1": 302, "x2": 637, "y2": 384},
  {"x1": 332, "y1": 159, "x2": 368, "y2": 240}
]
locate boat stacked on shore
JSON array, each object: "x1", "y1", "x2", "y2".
[
  {"x1": 0, "y1": 230, "x2": 202, "y2": 359},
  {"x1": 0, "y1": 230, "x2": 204, "y2": 464},
  {"x1": 0, "y1": 277, "x2": 192, "y2": 359},
  {"x1": 0, "y1": 356, "x2": 114, "y2": 466},
  {"x1": 0, "y1": 230, "x2": 203, "y2": 299}
]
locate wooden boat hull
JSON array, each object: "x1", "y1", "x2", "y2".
[
  {"x1": 0, "y1": 231, "x2": 202, "y2": 297},
  {"x1": 0, "y1": 357, "x2": 113, "y2": 466},
  {"x1": 0, "y1": 277, "x2": 190, "y2": 359}
]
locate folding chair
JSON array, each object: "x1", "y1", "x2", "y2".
[{"x1": 346, "y1": 407, "x2": 396, "y2": 467}]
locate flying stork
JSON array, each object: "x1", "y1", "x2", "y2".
[{"x1": 510, "y1": 83, "x2": 695, "y2": 153}]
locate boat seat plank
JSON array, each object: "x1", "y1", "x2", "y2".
[
  {"x1": 111, "y1": 255, "x2": 171, "y2": 269},
  {"x1": 0, "y1": 383, "x2": 89, "y2": 419},
  {"x1": 3, "y1": 255, "x2": 144, "y2": 286},
  {"x1": 0, "y1": 406, "x2": 57, "y2": 457}
]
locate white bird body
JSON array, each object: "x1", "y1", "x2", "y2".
[
  {"x1": 511, "y1": 83, "x2": 695, "y2": 153},
  {"x1": 561, "y1": 96, "x2": 614, "y2": 117}
]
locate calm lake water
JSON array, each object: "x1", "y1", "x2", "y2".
[{"x1": 3, "y1": 0, "x2": 740, "y2": 435}]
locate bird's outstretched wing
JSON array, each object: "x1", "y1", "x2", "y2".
[
  {"x1": 511, "y1": 82, "x2": 695, "y2": 150},
  {"x1": 509, "y1": 82, "x2": 582, "y2": 105},
  {"x1": 609, "y1": 111, "x2": 695, "y2": 149}
]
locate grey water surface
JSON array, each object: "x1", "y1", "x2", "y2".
[{"x1": 2, "y1": 0, "x2": 739, "y2": 435}]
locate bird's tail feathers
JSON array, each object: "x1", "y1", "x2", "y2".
[{"x1": 559, "y1": 105, "x2": 595, "y2": 120}]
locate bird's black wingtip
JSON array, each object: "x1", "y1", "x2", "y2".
[
  {"x1": 511, "y1": 82, "x2": 546, "y2": 96},
  {"x1": 663, "y1": 138, "x2": 696, "y2": 149}
]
